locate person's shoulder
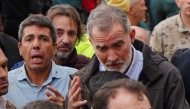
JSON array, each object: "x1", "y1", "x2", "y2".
[
  {"x1": 56, "y1": 64, "x2": 78, "y2": 74},
  {"x1": 77, "y1": 54, "x2": 90, "y2": 62},
  {"x1": 6, "y1": 99, "x2": 17, "y2": 109},
  {"x1": 153, "y1": 54, "x2": 181, "y2": 77},
  {"x1": 154, "y1": 14, "x2": 178, "y2": 30},
  {"x1": 145, "y1": 47, "x2": 180, "y2": 76},
  {"x1": 8, "y1": 67, "x2": 22, "y2": 75}
]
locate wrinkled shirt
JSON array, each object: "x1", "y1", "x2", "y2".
[
  {"x1": 150, "y1": 13, "x2": 190, "y2": 61},
  {"x1": 5, "y1": 61, "x2": 77, "y2": 109}
]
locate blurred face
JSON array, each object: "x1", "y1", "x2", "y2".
[
  {"x1": 132, "y1": 26, "x2": 148, "y2": 44},
  {"x1": 53, "y1": 15, "x2": 77, "y2": 59},
  {"x1": 0, "y1": 49, "x2": 8, "y2": 95},
  {"x1": 176, "y1": 0, "x2": 190, "y2": 17},
  {"x1": 108, "y1": 88, "x2": 151, "y2": 109},
  {"x1": 18, "y1": 25, "x2": 57, "y2": 72},
  {"x1": 132, "y1": 0, "x2": 147, "y2": 23},
  {"x1": 90, "y1": 23, "x2": 134, "y2": 73}
]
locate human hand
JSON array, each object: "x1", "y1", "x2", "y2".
[
  {"x1": 68, "y1": 76, "x2": 87, "y2": 109},
  {"x1": 45, "y1": 85, "x2": 65, "y2": 107}
]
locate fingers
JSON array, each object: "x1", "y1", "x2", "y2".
[
  {"x1": 68, "y1": 76, "x2": 87, "y2": 109},
  {"x1": 45, "y1": 90, "x2": 52, "y2": 97},
  {"x1": 71, "y1": 87, "x2": 88, "y2": 107},
  {"x1": 45, "y1": 86, "x2": 65, "y2": 107},
  {"x1": 73, "y1": 87, "x2": 82, "y2": 101},
  {"x1": 46, "y1": 86, "x2": 62, "y2": 97},
  {"x1": 46, "y1": 95, "x2": 65, "y2": 106},
  {"x1": 72, "y1": 100, "x2": 88, "y2": 108},
  {"x1": 70, "y1": 76, "x2": 80, "y2": 88},
  {"x1": 70, "y1": 80, "x2": 80, "y2": 96}
]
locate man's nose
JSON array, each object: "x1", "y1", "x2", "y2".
[
  {"x1": 0, "y1": 67, "x2": 8, "y2": 79},
  {"x1": 60, "y1": 34, "x2": 70, "y2": 44},
  {"x1": 107, "y1": 50, "x2": 118, "y2": 62},
  {"x1": 33, "y1": 39, "x2": 40, "y2": 49},
  {"x1": 144, "y1": 5, "x2": 147, "y2": 11}
]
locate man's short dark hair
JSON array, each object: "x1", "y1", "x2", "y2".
[
  {"x1": 88, "y1": 71, "x2": 128, "y2": 102},
  {"x1": 18, "y1": 14, "x2": 57, "y2": 45},
  {"x1": 92, "y1": 78, "x2": 149, "y2": 109},
  {"x1": 22, "y1": 100, "x2": 64, "y2": 109}
]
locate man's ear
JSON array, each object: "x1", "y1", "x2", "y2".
[
  {"x1": 175, "y1": 0, "x2": 180, "y2": 8},
  {"x1": 53, "y1": 42, "x2": 58, "y2": 55},
  {"x1": 18, "y1": 42, "x2": 22, "y2": 56},
  {"x1": 128, "y1": 7, "x2": 133, "y2": 15},
  {"x1": 129, "y1": 28, "x2": 136, "y2": 44}
]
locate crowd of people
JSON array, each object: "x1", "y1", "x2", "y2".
[{"x1": 0, "y1": 0, "x2": 189, "y2": 109}]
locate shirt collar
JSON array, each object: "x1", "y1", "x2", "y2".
[
  {"x1": 126, "y1": 45, "x2": 143, "y2": 80},
  {"x1": 17, "y1": 60, "x2": 62, "y2": 81},
  {"x1": 177, "y1": 13, "x2": 189, "y2": 33},
  {"x1": 99, "y1": 45, "x2": 143, "y2": 80}
]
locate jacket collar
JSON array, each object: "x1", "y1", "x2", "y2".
[
  {"x1": 134, "y1": 40, "x2": 164, "y2": 86},
  {"x1": 72, "y1": 54, "x2": 99, "y2": 84}
]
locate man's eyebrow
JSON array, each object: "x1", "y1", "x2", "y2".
[
  {"x1": 25, "y1": 34, "x2": 34, "y2": 37},
  {"x1": 112, "y1": 39, "x2": 123, "y2": 45},
  {"x1": 96, "y1": 44, "x2": 107, "y2": 48},
  {"x1": 39, "y1": 34, "x2": 48, "y2": 37},
  {"x1": 56, "y1": 28, "x2": 64, "y2": 31}
]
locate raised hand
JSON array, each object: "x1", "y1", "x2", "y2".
[
  {"x1": 68, "y1": 76, "x2": 87, "y2": 109},
  {"x1": 45, "y1": 85, "x2": 65, "y2": 107}
]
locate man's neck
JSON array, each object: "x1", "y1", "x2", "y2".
[
  {"x1": 128, "y1": 15, "x2": 138, "y2": 26},
  {"x1": 124, "y1": 47, "x2": 134, "y2": 74},
  {"x1": 180, "y1": 12, "x2": 190, "y2": 30},
  {"x1": 25, "y1": 63, "x2": 52, "y2": 87},
  {"x1": 52, "y1": 55, "x2": 67, "y2": 66}
]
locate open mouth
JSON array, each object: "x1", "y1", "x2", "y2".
[
  {"x1": 32, "y1": 56, "x2": 42, "y2": 61},
  {"x1": 31, "y1": 54, "x2": 43, "y2": 64}
]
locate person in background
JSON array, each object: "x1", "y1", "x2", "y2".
[
  {"x1": 171, "y1": 48, "x2": 190, "y2": 105},
  {"x1": 150, "y1": 0, "x2": 190, "y2": 61},
  {"x1": 0, "y1": 33, "x2": 22, "y2": 71},
  {"x1": 88, "y1": 71, "x2": 129, "y2": 102},
  {"x1": 92, "y1": 79, "x2": 151, "y2": 109},
  {"x1": 22, "y1": 100, "x2": 64, "y2": 109},
  {"x1": 0, "y1": 34, "x2": 16, "y2": 109},
  {"x1": 46, "y1": 5, "x2": 89, "y2": 70},
  {"x1": 82, "y1": 0, "x2": 101, "y2": 24},
  {"x1": 147, "y1": 0, "x2": 179, "y2": 31},
  {"x1": 131, "y1": 26, "x2": 150, "y2": 45}
]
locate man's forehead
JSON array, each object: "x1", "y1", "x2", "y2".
[
  {"x1": 23, "y1": 25, "x2": 50, "y2": 36},
  {"x1": 91, "y1": 31, "x2": 127, "y2": 46}
]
